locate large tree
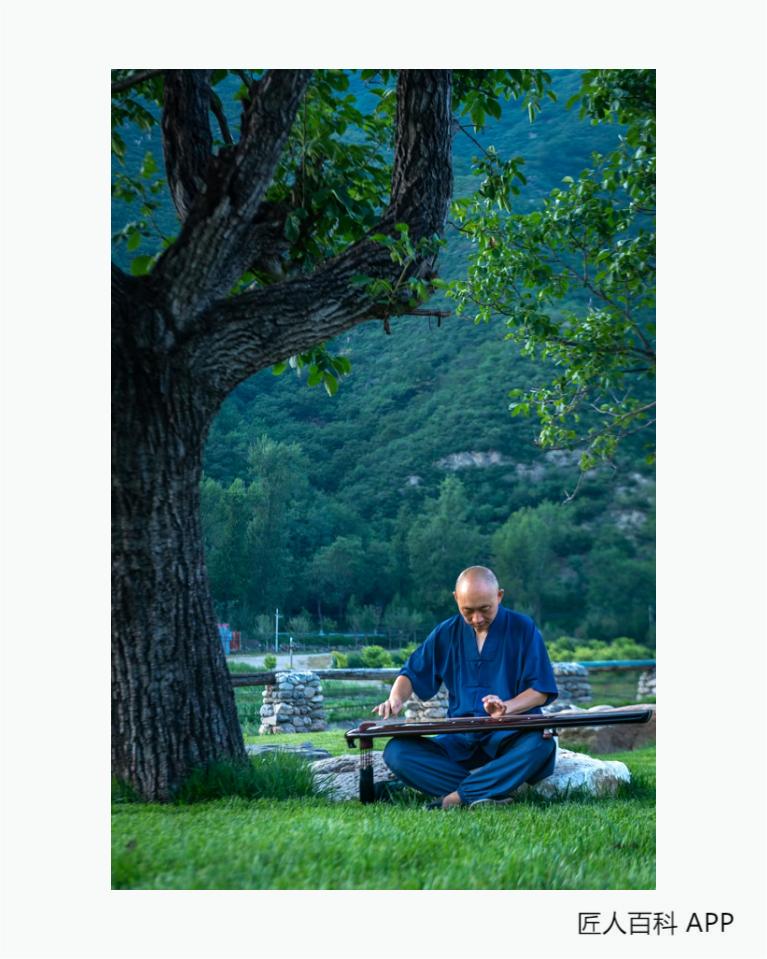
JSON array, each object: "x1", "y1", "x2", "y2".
[{"x1": 112, "y1": 69, "x2": 454, "y2": 799}]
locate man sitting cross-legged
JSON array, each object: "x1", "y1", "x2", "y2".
[{"x1": 373, "y1": 566, "x2": 557, "y2": 809}]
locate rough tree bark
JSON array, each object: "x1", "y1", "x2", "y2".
[{"x1": 112, "y1": 69, "x2": 453, "y2": 800}]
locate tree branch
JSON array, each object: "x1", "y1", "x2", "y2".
[
  {"x1": 111, "y1": 69, "x2": 164, "y2": 95},
  {"x1": 161, "y1": 70, "x2": 213, "y2": 222},
  {"x1": 182, "y1": 70, "x2": 453, "y2": 400},
  {"x1": 151, "y1": 69, "x2": 313, "y2": 325},
  {"x1": 209, "y1": 91, "x2": 233, "y2": 145}
]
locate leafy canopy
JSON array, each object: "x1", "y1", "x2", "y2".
[{"x1": 448, "y1": 69, "x2": 656, "y2": 472}]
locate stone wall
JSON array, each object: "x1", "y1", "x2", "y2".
[
  {"x1": 637, "y1": 666, "x2": 656, "y2": 699},
  {"x1": 554, "y1": 662, "x2": 592, "y2": 705},
  {"x1": 258, "y1": 671, "x2": 326, "y2": 735},
  {"x1": 403, "y1": 685, "x2": 449, "y2": 721}
]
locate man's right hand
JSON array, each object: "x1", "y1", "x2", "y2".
[{"x1": 372, "y1": 696, "x2": 404, "y2": 719}]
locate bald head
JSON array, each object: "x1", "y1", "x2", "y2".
[
  {"x1": 453, "y1": 567, "x2": 504, "y2": 633},
  {"x1": 455, "y1": 566, "x2": 499, "y2": 592}
]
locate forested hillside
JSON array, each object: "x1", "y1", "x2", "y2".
[{"x1": 112, "y1": 70, "x2": 655, "y2": 645}]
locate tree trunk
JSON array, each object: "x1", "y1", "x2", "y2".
[
  {"x1": 111, "y1": 70, "x2": 453, "y2": 801},
  {"x1": 111, "y1": 279, "x2": 245, "y2": 800}
]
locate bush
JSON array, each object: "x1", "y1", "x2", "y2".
[
  {"x1": 360, "y1": 645, "x2": 393, "y2": 668},
  {"x1": 390, "y1": 643, "x2": 417, "y2": 667},
  {"x1": 263, "y1": 654, "x2": 277, "y2": 670},
  {"x1": 330, "y1": 650, "x2": 348, "y2": 668},
  {"x1": 346, "y1": 651, "x2": 366, "y2": 668},
  {"x1": 548, "y1": 636, "x2": 654, "y2": 663}
]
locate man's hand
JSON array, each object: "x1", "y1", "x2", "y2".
[
  {"x1": 482, "y1": 693, "x2": 555, "y2": 738},
  {"x1": 372, "y1": 696, "x2": 405, "y2": 719},
  {"x1": 482, "y1": 694, "x2": 507, "y2": 719}
]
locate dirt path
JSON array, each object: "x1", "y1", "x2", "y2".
[{"x1": 229, "y1": 652, "x2": 333, "y2": 671}]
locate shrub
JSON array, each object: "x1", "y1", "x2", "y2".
[
  {"x1": 346, "y1": 651, "x2": 366, "y2": 668},
  {"x1": 390, "y1": 643, "x2": 418, "y2": 667},
  {"x1": 550, "y1": 636, "x2": 654, "y2": 662},
  {"x1": 360, "y1": 645, "x2": 393, "y2": 668},
  {"x1": 263, "y1": 654, "x2": 277, "y2": 670},
  {"x1": 330, "y1": 650, "x2": 348, "y2": 668}
]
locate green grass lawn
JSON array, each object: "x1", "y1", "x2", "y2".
[{"x1": 112, "y1": 732, "x2": 655, "y2": 890}]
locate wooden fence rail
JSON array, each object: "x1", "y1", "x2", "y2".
[
  {"x1": 230, "y1": 668, "x2": 400, "y2": 688},
  {"x1": 229, "y1": 662, "x2": 656, "y2": 688}
]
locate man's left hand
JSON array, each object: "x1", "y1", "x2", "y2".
[
  {"x1": 482, "y1": 694, "x2": 506, "y2": 719},
  {"x1": 482, "y1": 694, "x2": 555, "y2": 738}
]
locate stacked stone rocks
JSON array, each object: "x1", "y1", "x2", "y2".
[
  {"x1": 258, "y1": 671, "x2": 326, "y2": 735},
  {"x1": 553, "y1": 662, "x2": 592, "y2": 705},
  {"x1": 636, "y1": 666, "x2": 656, "y2": 699},
  {"x1": 403, "y1": 685, "x2": 449, "y2": 721}
]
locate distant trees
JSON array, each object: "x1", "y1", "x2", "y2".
[
  {"x1": 584, "y1": 526, "x2": 655, "y2": 641},
  {"x1": 492, "y1": 501, "x2": 576, "y2": 624},
  {"x1": 406, "y1": 476, "x2": 488, "y2": 613},
  {"x1": 199, "y1": 451, "x2": 654, "y2": 645},
  {"x1": 201, "y1": 435, "x2": 308, "y2": 623}
]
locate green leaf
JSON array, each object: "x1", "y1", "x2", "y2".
[
  {"x1": 470, "y1": 103, "x2": 485, "y2": 129},
  {"x1": 307, "y1": 366, "x2": 323, "y2": 387},
  {"x1": 129, "y1": 255, "x2": 154, "y2": 276},
  {"x1": 140, "y1": 151, "x2": 158, "y2": 178},
  {"x1": 485, "y1": 98, "x2": 502, "y2": 120},
  {"x1": 272, "y1": 362, "x2": 288, "y2": 375},
  {"x1": 323, "y1": 372, "x2": 339, "y2": 396},
  {"x1": 126, "y1": 230, "x2": 141, "y2": 252},
  {"x1": 111, "y1": 132, "x2": 126, "y2": 162}
]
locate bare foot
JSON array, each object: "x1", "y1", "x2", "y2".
[{"x1": 441, "y1": 790, "x2": 463, "y2": 809}]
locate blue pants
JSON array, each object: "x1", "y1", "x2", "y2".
[{"x1": 383, "y1": 732, "x2": 557, "y2": 804}]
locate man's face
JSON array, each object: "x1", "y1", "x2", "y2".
[{"x1": 453, "y1": 582, "x2": 504, "y2": 632}]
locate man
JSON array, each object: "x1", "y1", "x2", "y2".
[{"x1": 373, "y1": 566, "x2": 558, "y2": 808}]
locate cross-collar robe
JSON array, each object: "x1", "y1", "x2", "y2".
[{"x1": 398, "y1": 605, "x2": 559, "y2": 761}]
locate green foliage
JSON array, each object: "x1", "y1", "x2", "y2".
[
  {"x1": 492, "y1": 501, "x2": 581, "y2": 624},
  {"x1": 227, "y1": 661, "x2": 266, "y2": 673},
  {"x1": 546, "y1": 635, "x2": 653, "y2": 662},
  {"x1": 351, "y1": 225, "x2": 445, "y2": 316},
  {"x1": 406, "y1": 477, "x2": 488, "y2": 615},
  {"x1": 330, "y1": 650, "x2": 349, "y2": 668},
  {"x1": 286, "y1": 610, "x2": 312, "y2": 634},
  {"x1": 390, "y1": 643, "x2": 418, "y2": 667},
  {"x1": 263, "y1": 654, "x2": 277, "y2": 670},
  {"x1": 308, "y1": 535, "x2": 368, "y2": 613},
  {"x1": 359, "y1": 645, "x2": 393, "y2": 668},
  {"x1": 452, "y1": 69, "x2": 556, "y2": 131},
  {"x1": 448, "y1": 69, "x2": 655, "y2": 470},
  {"x1": 172, "y1": 754, "x2": 317, "y2": 803},
  {"x1": 345, "y1": 596, "x2": 379, "y2": 636},
  {"x1": 272, "y1": 342, "x2": 353, "y2": 398}
]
